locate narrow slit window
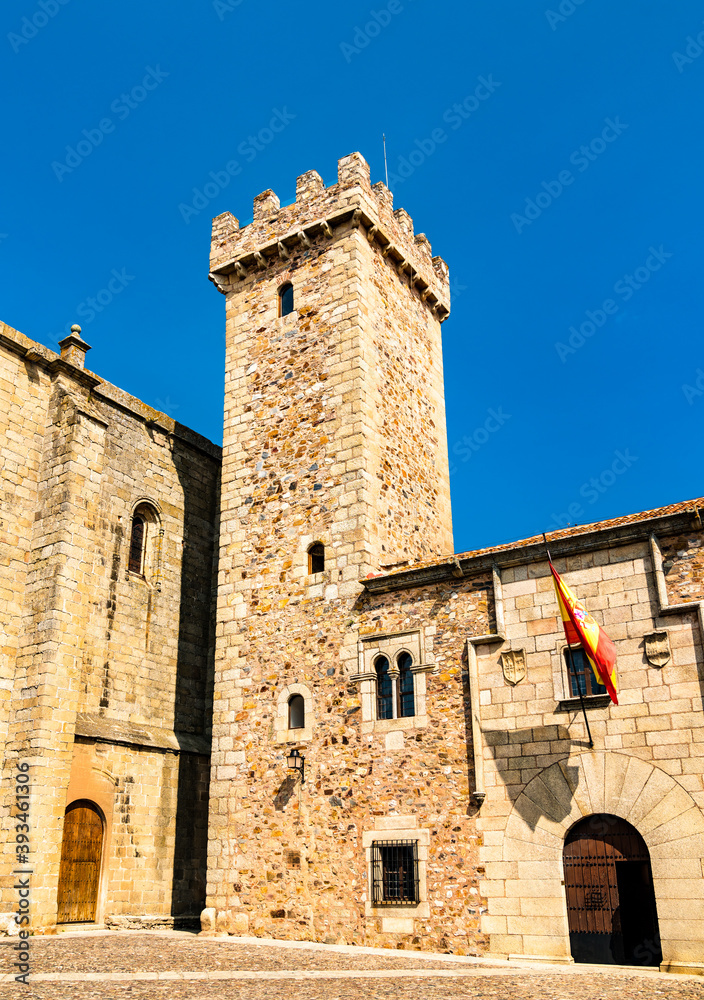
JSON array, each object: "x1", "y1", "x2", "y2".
[
  {"x1": 375, "y1": 656, "x2": 393, "y2": 720},
  {"x1": 308, "y1": 542, "x2": 324, "y2": 574},
  {"x1": 128, "y1": 515, "x2": 145, "y2": 575},
  {"x1": 288, "y1": 694, "x2": 305, "y2": 730},
  {"x1": 279, "y1": 282, "x2": 294, "y2": 317},
  {"x1": 397, "y1": 652, "x2": 415, "y2": 718}
]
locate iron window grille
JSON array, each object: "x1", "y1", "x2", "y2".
[{"x1": 371, "y1": 840, "x2": 419, "y2": 906}]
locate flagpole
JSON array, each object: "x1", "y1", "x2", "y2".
[
  {"x1": 566, "y1": 645, "x2": 594, "y2": 749},
  {"x1": 542, "y1": 533, "x2": 594, "y2": 750}
]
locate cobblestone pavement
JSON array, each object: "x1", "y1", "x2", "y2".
[{"x1": 1, "y1": 932, "x2": 702, "y2": 1000}]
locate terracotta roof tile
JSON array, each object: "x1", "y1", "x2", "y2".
[{"x1": 379, "y1": 496, "x2": 704, "y2": 578}]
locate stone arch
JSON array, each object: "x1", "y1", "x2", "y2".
[
  {"x1": 127, "y1": 498, "x2": 163, "y2": 585},
  {"x1": 56, "y1": 800, "x2": 105, "y2": 924},
  {"x1": 492, "y1": 751, "x2": 704, "y2": 969},
  {"x1": 274, "y1": 683, "x2": 313, "y2": 744}
]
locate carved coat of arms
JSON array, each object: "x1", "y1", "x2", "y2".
[
  {"x1": 501, "y1": 648, "x2": 526, "y2": 685},
  {"x1": 644, "y1": 631, "x2": 671, "y2": 668}
]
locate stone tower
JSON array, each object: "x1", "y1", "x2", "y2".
[{"x1": 203, "y1": 152, "x2": 454, "y2": 940}]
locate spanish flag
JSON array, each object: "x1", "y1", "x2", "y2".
[{"x1": 550, "y1": 561, "x2": 618, "y2": 705}]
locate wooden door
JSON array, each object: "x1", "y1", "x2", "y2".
[
  {"x1": 57, "y1": 801, "x2": 103, "y2": 923},
  {"x1": 563, "y1": 814, "x2": 661, "y2": 966}
]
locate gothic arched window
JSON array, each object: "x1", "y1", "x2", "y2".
[
  {"x1": 128, "y1": 514, "x2": 146, "y2": 575},
  {"x1": 397, "y1": 652, "x2": 415, "y2": 718},
  {"x1": 375, "y1": 656, "x2": 393, "y2": 720},
  {"x1": 127, "y1": 502, "x2": 161, "y2": 583},
  {"x1": 279, "y1": 282, "x2": 294, "y2": 317}
]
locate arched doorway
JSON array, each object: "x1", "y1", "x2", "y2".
[
  {"x1": 563, "y1": 814, "x2": 662, "y2": 966},
  {"x1": 57, "y1": 800, "x2": 104, "y2": 923}
]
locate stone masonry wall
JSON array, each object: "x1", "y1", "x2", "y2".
[
  {"x1": 476, "y1": 533, "x2": 704, "y2": 966},
  {"x1": 0, "y1": 330, "x2": 49, "y2": 753},
  {"x1": 0, "y1": 322, "x2": 219, "y2": 929},
  {"x1": 68, "y1": 739, "x2": 209, "y2": 923},
  {"x1": 661, "y1": 531, "x2": 704, "y2": 605},
  {"x1": 205, "y1": 571, "x2": 491, "y2": 952},
  {"x1": 206, "y1": 154, "x2": 465, "y2": 949}
]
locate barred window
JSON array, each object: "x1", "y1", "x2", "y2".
[
  {"x1": 371, "y1": 840, "x2": 419, "y2": 905},
  {"x1": 564, "y1": 646, "x2": 606, "y2": 697}
]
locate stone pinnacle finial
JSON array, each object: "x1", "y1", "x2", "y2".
[{"x1": 59, "y1": 324, "x2": 91, "y2": 369}]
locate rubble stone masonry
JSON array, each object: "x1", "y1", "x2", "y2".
[{"x1": 203, "y1": 154, "x2": 483, "y2": 950}]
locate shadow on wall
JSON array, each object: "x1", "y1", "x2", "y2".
[
  {"x1": 483, "y1": 726, "x2": 585, "y2": 829},
  {"x1": 459, "y1": 647, "x2": 483, "y2": 820},
  {"x1": 658, "y1": 532, "x2": 704, "y2": 710},
  {"x1": 170, "y1": 429, "x2": 220, "y2": 920}
]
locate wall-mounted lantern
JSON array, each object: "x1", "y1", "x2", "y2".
[{"x1": 287, "y1": 748, "x2": 305, "y2": 784}]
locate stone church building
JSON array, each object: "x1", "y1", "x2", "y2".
[{"x1": 1, "y1": 153, "x2": 703, "y2": 976}]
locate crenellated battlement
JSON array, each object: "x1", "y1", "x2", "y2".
[{"x1": 209, "y1": 152, "x2": 451, "y2": 320}]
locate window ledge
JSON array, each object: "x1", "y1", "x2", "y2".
[
  {"x1": 362, "y1": 715, "x2": 428, "y2": 735},
  {"x1": 275, "y1": 727, "x2": 313, "y2": 744},
  {"x1": 556, "y1": 694, "x2": 611, "y2": 712},
  {"x1": 365, "y1": 901, "x2": 430, "y2": 919}
]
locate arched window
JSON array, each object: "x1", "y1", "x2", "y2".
[
  {"x1": 375, "y1": 656, "x2": 393, "y2": 720},
  {"x1": 397, "y1": 652, "x2": 415, "y2": 718},
  {"x1": 127, "y1": 502, "x2": 161, "y2": 582},
  {"x1": 288, "y1": 694, "x2": 305, "y2": 730},
  {"x1": 128, "y1": 514, "x2": 146, "y2": 574},
  {"x1": 279, "y1": 282, "x2": 294, "y2": 317},
  {"x1": 308, "y1": 542, "x2": 325, "y2": 574}
]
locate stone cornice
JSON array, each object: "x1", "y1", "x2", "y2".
[
  {"x1": 209, "y1": 205, "x2": 451, "y2": 320},
  {"x1": 1, "y1": 322, "x2": 221, "y2": 463},
  {"x1": 75, "y1": 712, "x2": 210, "y2": 756},
  {"x1": 363, "y1": 505, "x2": 704, "y2": 594}
]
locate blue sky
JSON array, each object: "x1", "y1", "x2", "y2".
[{"x1": 2, "y1": 0, "x2": 703, "y2": 553}]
